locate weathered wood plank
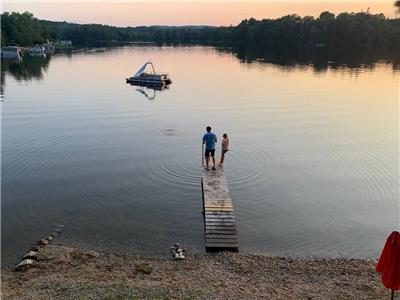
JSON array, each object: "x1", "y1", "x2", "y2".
[
  {"x1": 206, "y1": 234, "x2": 239, "y2": 239},
  {"x1": 205, "y1": 219, "x2": 236, "y2": 225},
  {"x1": 205, "y1": 243, "x2": 239, "y2": 249},
  {"x1": 204, "y1": 200, "x2": 233, "y2": 204},
  {"x1": 205, "y1": 211, "x2": 235, "y2": 215},
  {"x1": 205, "y1": 215, "x2": 235, "y2": 220},
  {"x1": 205, "y1": 225, "x2": 237, "y2": 229},
  {"x1": 204, "y1": 209, "x2": 234, "y2": 213},
  {"x1": 206, "y1": 225, "x2": 236, "y2": 230},
  {"x1": 206, "y1": 230, "x2": 237, "y2": 235},
  {"x1": 206, "y1": 220, "x2": 235, "y2": 223},
  {"x1": 206, "y1": 238, "x2": 239, "y2": 243},
  {"x1": 205, "y1": 212, "x2": 235, "y2": 216},
  {"x1": 204, "y1": 204, "x2": 233, "y2": 207},
  {"x1": 205, "y1": 223, "x2": 236, "y2": 230},
  {"x1": 204, "y1": 204, "x2": 233, "y2": 208},
  {"x1": 205, "y1": 219, "x2": 235, "y2": 222},
  {"x1": 202, "y1": 164, "x2": 239, "y2": 252},
  {"x1": 204, "y1": 203, "x2": 233, "y2": 208},
  {"x1": 205, "y1": 221, "x2": 235, "y2": 225},
  {"x1": 205, "y1": 211, "x2": 234, "y2": 214},
  {"x1": 205, "y1": 214, "x2": 235, "y2": 218},
  {"x1": 205, "y1": 216, "x2": 235, "y2": 219},
  {"x1": 206, "y1": 231, "x2": 237, "y2": 236},
  {"x1": 206, "y1": 240, "x2": 239, "y2": 246},
  {"x1": 202, "y1": 190, "x2": 230, "y2": 196},
  {"x1": 204, "y1": 208, "x2": 234, "y2": 212}
]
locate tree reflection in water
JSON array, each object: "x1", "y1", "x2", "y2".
[
  {"x1": 1, "y1": 55, "x2": 51, "y2": 81},
  {"x1": 1, "y1": 55, "x2": 51, "y2": 101},
  {"x1": 224, "y1": 45, "x2": 400, "y2": 72}
]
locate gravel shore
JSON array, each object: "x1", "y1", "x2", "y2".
[{"x1": 1, "y1": 245, "x2": 389, "y2": 299}]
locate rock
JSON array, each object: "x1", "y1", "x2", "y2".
[
  {"x1": 15, "y1": 259, "x2": 34, "y2": 271},
  {"x1": 30, "y1": 246, "x2": 40, "y2": 252},
  {"x1": 22, "y1": 251, "x2": 39, "y2": 260},
  {"x1": 47, "y1": 235, "x2": 54, "y2": 241},
  {"x1": 37, "y1": 239, "x2": 49, "y2": 246}
]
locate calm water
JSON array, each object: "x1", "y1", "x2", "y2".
[{"x1": 2, "y1": 46, "x2": 399, "y2": 265}]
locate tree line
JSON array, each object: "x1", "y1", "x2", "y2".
[{"x1": 1, "y1": 11, "x2": 400, "y2": 55}]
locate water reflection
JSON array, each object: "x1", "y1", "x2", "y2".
[
  {"x1": 225, "y1": 45, "x2": 400, "y2": 71},
  {"x1": 2, "y1": 44, "x2": 399, "y2": 87},
  {"x1": 2, "y1": 45, "x2": 398, "y2": 265},
  {"x1": 1, "y1": 55, "x2": 50, "y2": 82},
  {"x1": 131, "y1": 84, "x2": 169, "y2": 100}
]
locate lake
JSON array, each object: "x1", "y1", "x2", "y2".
[{"x1": 2, "y1": 45, "x2": 399, "y2": 265}]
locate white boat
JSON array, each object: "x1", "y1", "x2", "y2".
[
  {"x1": 1, "y1": 46, "x2": 22, "y2": 60},
  {"x1": 27, "y1": 45, "x2": 46, "y2": 57},
  {"x1": 126, "y1": 62, "x2": 172, "y2": 86}
]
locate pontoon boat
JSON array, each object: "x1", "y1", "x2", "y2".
[{"x1": 126, "y1": 62, "x2": 172, "y2": 86}]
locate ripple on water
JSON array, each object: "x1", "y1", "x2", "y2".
[
  {"x1": 3, "y1": 135, "x2": 85, "y2": 183},
  {"x1": 305, "y1": 141, "x2": 397, "y2": 207},
  {"x1": 160, "y1": 128, "x2": 181, "y2": 136},
  {"x1": 131, "y1": 141, "x2": 275, "y2": 195}
]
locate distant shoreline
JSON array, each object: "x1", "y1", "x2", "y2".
[
  {"x1": 2, "y1": 244, "x2": 388, "y2": 299},
  {"x1": 2, "y1": 11, "x2": 400, "y2": 56}
]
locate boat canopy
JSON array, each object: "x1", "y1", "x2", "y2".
[
  {"x1": 134, "y1": 62, "x2": 156, "y2": 77},
  {"x1": 2, "y1": 46, "x2": 20, "y2": 52}
]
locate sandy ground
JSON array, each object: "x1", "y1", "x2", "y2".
[{"x1": 1, "y1": 245, "x2": 390, "y2": 300}]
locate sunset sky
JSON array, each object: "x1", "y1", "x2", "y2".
[{"x1": 2, "y1": 1, "x2": 397, "y2": 26}]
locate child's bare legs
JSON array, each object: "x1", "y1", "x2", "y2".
[
  {"x1": 205, "y1": 149, "x2": 216, "y2": 170},
  {"x1": 220, "y1": 150, "x2": 225, "y2": 164}
]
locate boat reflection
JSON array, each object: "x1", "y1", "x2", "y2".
[
  {"x1": 1, "y1": 55, "x2": 51, "y2": 82},
  {"x1": 130, "y1": 83, "x2": 169, "y2": 100}
]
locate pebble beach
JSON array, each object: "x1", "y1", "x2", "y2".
[{"x1": 1, "y1": 245, "x2": 390, "y2": 299}]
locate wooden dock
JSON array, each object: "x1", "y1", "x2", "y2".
[{"x1": 201, "y1": 164, "x2": 239, "y2": 251}]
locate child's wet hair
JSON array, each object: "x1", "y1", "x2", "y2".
[{"x1": 223, "y1": 133, "x2": 228, "y2": 138}]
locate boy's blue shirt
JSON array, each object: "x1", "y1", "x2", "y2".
[{"x1": 203, "y1": 132, "x2": 217, "y2": 150}]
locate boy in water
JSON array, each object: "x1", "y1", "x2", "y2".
[
  {"x1": 220, "y1": 133, "x2": 229, "y2": 165},
  {"x1": 202, "y1": 126, "x2": 217, "y2": 171}
]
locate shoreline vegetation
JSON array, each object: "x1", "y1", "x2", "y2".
[
  {"x1": 1, "y1": 244, "x2": 389, "y2": 299},
  {"x1": 1, "y1": 11, "x2": 400, "y2": 57}
]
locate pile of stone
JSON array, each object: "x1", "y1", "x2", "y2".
[{"x1": 15, "y1": 226, "x2": 64, "y2": 271}]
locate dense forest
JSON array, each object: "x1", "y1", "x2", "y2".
[{"x1": 1, "y1": 11, "x2": 400, "y2": 54}]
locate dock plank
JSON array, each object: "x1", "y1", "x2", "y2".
[
  {"x1": 206, "y1": 230, "x2": 237, "y2": 235},
  {"x1": 206, "y1": 216, "x2": 234, "y2": 221},
  {"x1": 204, "y1": 208, "x2": 234, "y2": 212},
  {"x1": 202, "y1": 164, "x2": 239, "y2": 252},
  {"x1": 205, "y1": 224, "x2": 237, "y2": 229},
  {"x1": 206, "y1": 234, "x2": 239, "y2": 239},
  {"x1": 205, "y1": 243, "x2": 240, "y2": 249}
]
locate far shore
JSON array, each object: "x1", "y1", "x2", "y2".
[{"x1": 1, "y1": 244, "x2": 389, "y2": 299}]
